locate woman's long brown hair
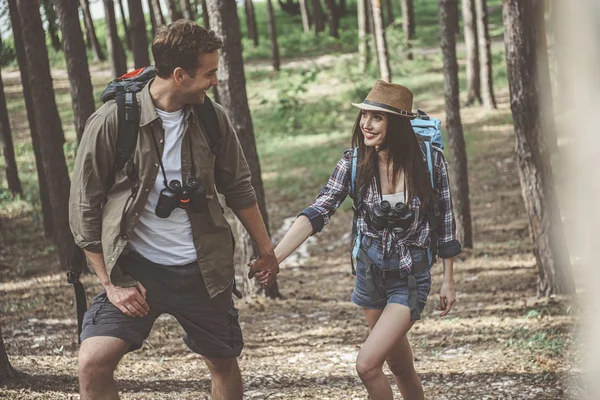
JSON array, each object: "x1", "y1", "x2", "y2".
[{"x1": 351, "y1": 112, "x2": 433, "y2": 208}]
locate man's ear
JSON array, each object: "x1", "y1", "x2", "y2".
[{"x1": 173, "y1": 67, "x2": 186, "y2": 85}]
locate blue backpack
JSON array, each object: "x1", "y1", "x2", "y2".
[{"x1": 349, "y1": 110, "x2": 443, "y2": 273}]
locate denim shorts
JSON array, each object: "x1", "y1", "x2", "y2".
[{"x1": 351, "y1": 240, "x2": 433, "y2": 317}]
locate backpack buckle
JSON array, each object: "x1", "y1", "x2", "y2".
[
  {"x1": 124, "y1": 92, "x2": 135, "y2": 123},
  {"x1": 67, "y1": 270, "x2": 82, "y2": 284}
]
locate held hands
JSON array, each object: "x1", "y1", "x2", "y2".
[
  {"x1": 106, "y1": 282, "x2": 150, "y2": 318},
  {"x1": 247, "y1": 252, "x2": 280, "y2": 288},
  {"x1": 436, "y1": 279, "x2": 456, "y2": 317}
]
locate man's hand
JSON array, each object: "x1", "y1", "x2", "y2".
[
  {"x1": 106, "y1": 282, "x2": 150, "y2": 318},
  {"x1": 247, "y1": 253, "x2": 279, "y2": 288}
]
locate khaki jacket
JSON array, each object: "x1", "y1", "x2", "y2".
[{"x1": 69, "y1": 82, "x2": 256, "y2": 298}]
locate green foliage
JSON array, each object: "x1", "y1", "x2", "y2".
[
  {"x1": 506, "y1": 327, "x2": 566, "y2": 356},
  {"x1": 0, "y1": 38, "x2": 16, "y2": 68}
]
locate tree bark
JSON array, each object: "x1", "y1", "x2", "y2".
[
  {"x1": 534, "y1": 1, "x2": 558, "y2": 153},
  {"x1": 358, "y1": 0, "x2": 369, "y2": 73},
  {"x1": 0, "y1": 61, "x2": 22, "y2": 195},
  {"x1": 128, "y1": 0, "x2": 151, "y2": 68},
  {"x1": 323, "y1": 0, "x2": 340, "y2": 38},
  {"x1": 266, "y1": 0, "x2": 280, "y2": 71},
  {"x1": 199, "y1": 0, "x2": 210, "y2": 28},
  {"x1": 16, "y1": 0, "x2": 74, "y2": 270},
  {"x1": 462, "y1": 0, "x2": 481, "y2": 105},
  {"x1": 371, "y1": 0, "x2": 391, "y2": 82},
  {"x1": 181, "y1": 0, "x2": 195, "y2": 20},
  {"x1": 475, "y1": 0, "x2": 496, "y2": 109},
  {"x1": 80, "y1": 0, "x2": 106, "y2": 61},
  {"x1": 168, "y1": 0, "x2": 184, "y2": 22},
  {"x1": 0, "y1": 326, "x2": 18, "y2": 384},
  {"x1": 41, "y1": 0, "x2": 62, "y2": 51},
  {"x1": 148, "y1": 0, "x2": 157, "y2": 34},
  {"x1": 502, "y1": 0, "x2": 574, "y2": 295},
  {"x1": 8, "y1": 0, "x2": 54, "y2": 237},
  {"x1": 117, "y1": 0, "x2": 132, "y2": 50},
  {"x1": 244, "y1": 0, "x2": 259, "y2": 47},
  {"x1": 299, "y1": 0, "x2": 311, "y2": 32},
  {"x1": 383, "y1": 0, "x2": 393, "y2": 27},
  {"x1": 55, "y1": 0, "x2": 96, "y2": 144},
  {"x1": 150, "y1": 0, "x2": 167, "y2": 27},
  {"x1": 401, "y1": 0, "x2": 415, "y2": 60},
  {"x1": 206, "y1": 0, "x2": 280, "y2": 298},
  {"x1": 439, "y1": 0, "x2": 473, "y2": 248},
  {"x1": 311, "y1": 0, "x2": 325, "y2": 33},
  {"x1": 104, "y1": 0, "x2": 128, "y2": 78}
]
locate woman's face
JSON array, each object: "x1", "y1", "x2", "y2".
[{"x1": 360, "y1": 110, "x2": 389, "y2": 148}]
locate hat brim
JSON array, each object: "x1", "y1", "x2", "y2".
[{"x1": 351, "y1": 102, "x2": 417, "y2": 119}]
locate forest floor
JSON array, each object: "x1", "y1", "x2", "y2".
[{"x1": 0, "y1": 51, "x2": 585, "y2": 399}]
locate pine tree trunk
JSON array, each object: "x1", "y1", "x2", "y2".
[
  {"x1": 439, "y1": 0, "x2": 473, "y2": 248},
  {"x1": 371, "y1": 0, "x2": 391, "y2": 82},
  {"x1": 16, "y1": 0, "x2": 74, "y2": 270},
  {"x1": 311, "y1": 0, "x2": 325, "y2": 33},
  {"x1": 117, "y1": 0, "x2": 132, "y2": 50},
  {"x1": 41, "y1": 0, "x2": 62, "y2": 51},
  {"x1": 206, "y1": 0, "x2": 280, "y2": 298},
  {"x1": 80, "y1": 0, "x2": 106, "y2": 61},
  {"x1": 358, "y1": 0, "x2": 369, "y2": 73},
  {"x1": 0, "y1": 326, "x2": 18, "y2": 384},
  {"x1": 55, "y1": 0, "x2": 96, "y2": 144},
  {"x1": 339, "y1": 0, "x2": 347, "y2": 15},
  {"x1": 534, "y1": 1, "x2": 558, "y2": 153},
  {"x1": 8, "y1": 0, "x2": 54, "y2": 237},
  {"x1": 462, "y1": 0, "x2": 481, "y2": 105},
  {"x1": 128, "y1": 0, "x2": 151, "y2": 68},
  {"x1": 0, "y1": 62, "x2": 22, "y2": 195},
  {"x1": 181, "y1": 0, "x2": 195, "y2": 20},
  {"x1": 383, "y1": 0, "x2": 393, "y2": 26},
  {"x1": 475, "y1": 0, "x2": 496, "y2": 109},
  {"x1": 148, "y1": 0, "x2": 157, "y2": 34},
  {"x1": 104, "y1": 0, "x2": 128, "y2": 78},
  {"x1": 151, "y1": 0, "x2": 166, "y2": 27},
  {"x1": 401, "y1": 0, "x2": 415, "y2": 60},
  {"x1": 81, "y1": 2, "x2": 93, "y2": 49},
  {"x1": 323, "y1": 0, "x2": 340, "y2": 38},
  {"x1": 200, "y1": 0, "x2": 210, "y2": 28},
  {"x1": 168, "y1": 0, "x2": 184, "y2": 22},
  {"x1": 244, "y1": 0, "x2": 259, "y2": 47},
  {"x1": 502, "y1": 0, "x2": 574, "y2": 295},
  {"x1": 266, "y1": 0, "x2": 280, "y2": 71},
  {"x1": 299, "y1": 0, "x2": 311, "y2": 32}
]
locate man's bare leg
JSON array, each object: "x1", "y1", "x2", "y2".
[
  {"x1": 203, "y1": 356, "x2": 243, "y2": 400},
  {"x1": 78, "y1": 336, "x2": 130, "y2": 400}
]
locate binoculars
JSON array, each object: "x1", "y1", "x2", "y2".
[
  {"x1": 155, "y1": 177, "x2": 208, "y2": 218},
  {"x1": 371, "y1": 200, "x2": 415, "y2": 234}
]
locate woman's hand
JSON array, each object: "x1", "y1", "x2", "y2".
[{"x1": 436, "y1": 279, "x2": 456, "y2": 317}]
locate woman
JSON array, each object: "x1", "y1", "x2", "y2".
[{"x1": 257, "y1": 80, "x2": 461, "y2": 399}]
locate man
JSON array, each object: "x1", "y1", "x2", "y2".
[{"x1": 69, "y1": 21, "x2": 278, "y2": 400}]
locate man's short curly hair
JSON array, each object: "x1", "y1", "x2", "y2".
[{"x1": 152, "y1": 20, "x2": 223, "y2": 78}]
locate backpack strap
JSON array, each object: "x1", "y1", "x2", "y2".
[
  {"x1": 350, "y1": 148, "x2": 360, "y2": 275},
  {"x1": 67, "y1": 244, "x2": 87, "y2": 343},
  {"x1": 194, "y1": 96, "x2": 222, "y2": 155},
  {"x1": 419, "y1": 139, "x2": 441, "y2": 266}
]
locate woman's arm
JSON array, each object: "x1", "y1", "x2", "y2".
[
  {"x1": 436, "y1": 257, "x2": 456, "y2": 317},
  {"x1": 274, "y1": 215, "x2": 313, "y2": 263}
]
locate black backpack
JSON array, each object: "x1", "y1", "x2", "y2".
[{"x1": 68, "y1": 66, "x2": 223, "y2": 341}]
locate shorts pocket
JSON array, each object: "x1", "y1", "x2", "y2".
[{"x1": 228, "y1": 307, "x2": 243, "y2": 348}]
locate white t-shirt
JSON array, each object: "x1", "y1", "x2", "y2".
[{"x1": 127, "y1": 108, "x2": 197, "y2": 265}]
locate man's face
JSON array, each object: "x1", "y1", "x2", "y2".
[{"x1": 179, "y1": 50, "x2": 219, "y2": 104}]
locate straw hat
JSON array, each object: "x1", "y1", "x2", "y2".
[{"x1": 352, "y1": 80, "x2": 417, "y2": 119}]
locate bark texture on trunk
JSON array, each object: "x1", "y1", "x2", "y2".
[
  {"x1": 0, "y1": 326, "x2": 18, "y2": 384},
  {"x1": 244, "y1": 0, "x2": 259, "y2": 46},
  {"x1": 151, "y1": 0, "x2": 167, "y2": 27},
  {"x1": 323, "y1": 0, "x2": 340, "y2": 38},
  {"x1": 299, "y1": 0, "x2": 311, "y2": 33},
  {"x1": 80, "y1": 0, "x2": 106, "y2": 61},
  {"x1": 168, "y1": 0, "x2": 184, "y2": 22},
  {"x1": 266, "y1": 0, "x2": 281, "y2": 71},
  {"x1": 128, "y1": 0, "x2": 151, "y2": 68},
  {"x1": 475, "y1": 0, "x2": 497, "y2": 109},
  {"x1": 8, "y1": 0, "x2": 54, "y2": 237},
  {"x1": 383, "y1": 0, "x2": 393, "y2": 26},
  {"x1": 311, "y1": 0, "x2": 325, "y2": 33},
  {"x1": 462, "y1": 0, "x2": 482, "y2": 105},
  {"x1": 0, "y1": 63, "x2": 22, "y2": 195},
  {"x1": 206, "y1": 0, "x2": 279, "y2": 298},
  {"x1": 502, "y1": 0, "x2": 574, "y2": 295},
  {"x1": 104, "y1": 0, "x2": 128, "y2": 78},
  {"x1": 200, "y1": 0, "x2": 210, "y2": 28},
  {"x1": 117, "y1": 0, "x2": 131, "y2": 49},
  {"x1": 358, "y1": 0, "x2": 369, "y2": 73},
  {"x1": 401, "y1": 0, "x2": 415, "y2": 60},
  {"x1": 55, "y1": 0, "x2": 96, "y2": 143},
  {"x1": 181, "y1": 0, "x2": 196, "y2": 20},
  {"x1": 371, "y1": 0, "x2": 391, "y2": 82},
  {"x1": 439, "y1": 0, "x2": 473, "y2": 248},
  {"x1": 16, "y1": 0, "x2": 74, "y2": 269},
  {"x1": 41, "y1": 0, "x2": 62, "y2": 51}
]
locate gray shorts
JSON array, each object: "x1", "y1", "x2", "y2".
[{"x1": 80, "y1": 251, "x2": 243, "y2": 358}]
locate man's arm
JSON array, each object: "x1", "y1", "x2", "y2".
[
  {"x1": 84, "y1": 250, "x2": 149, "y2": 318},
  {"x1": 232, "y1": 204, "x2": 279, "y2": 282}
]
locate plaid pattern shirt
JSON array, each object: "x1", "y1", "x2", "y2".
[{"x1": 300, "y1": 147, "x2": 461, "y2": 272}]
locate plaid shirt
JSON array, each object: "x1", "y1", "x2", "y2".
[{"x1": 300, "y1": 147, "x2": 461, "y2": 271}]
